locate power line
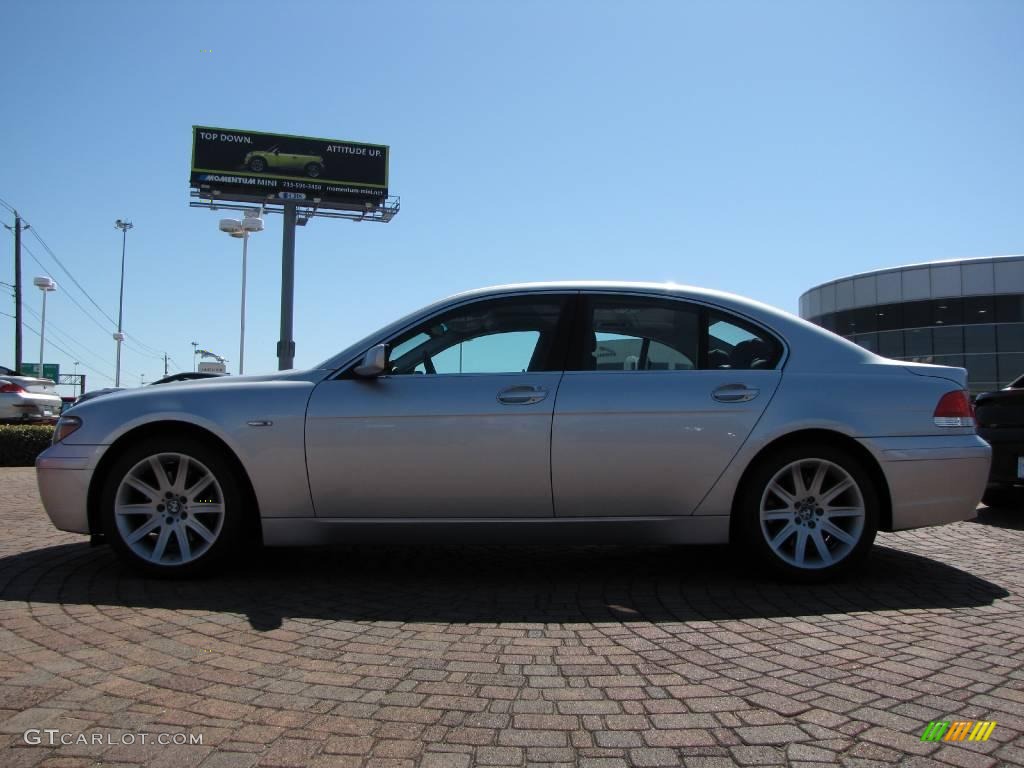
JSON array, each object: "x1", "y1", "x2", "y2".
[
  {"x1": 22, "y1": 302, "x2": 113, "y2": 373},
  {"x1": 4, "y1": 200, "x2": 174, "y2": 359},
  {"x1": 21, "y1": 321, "x2": 115, "y2": 383},
  {"x1": 26, "y1": 226, "x2": 118, "y2": 327},
  {"x1": 21, "y1": 241, "x2": 118, "y2": 337}
]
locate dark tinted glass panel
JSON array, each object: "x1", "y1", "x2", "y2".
[
  {"x1": 853, "y1": 307, "x2": 878, "y2": 333},
  {"x1": 877, "y1": 330, "x2": 904, "y2": 358},
  {"x1": 931, "y1": 298, "x2": 963, "y2": 326},
  {"x1": 996, "y1": 294, "x2": 1024, "y2": 323},
  {"x1": 819, "y1": 312, "x2": 837, "y2": 332},
  {"x1": 854, "y1": 333, "x2": 878, "y2": 353},
  {"x1": 902, "y1": 300, "x2": 931, "y2": 329},
  {"x1": 964, "y1": 324, "x2": 997, "y2": 354},
  {"x1": 998, "y1": 353, "x2": 1024, "y2": 385},
  {"x1": 707, "y1": 311, "x2": 781, "y2": 370},
  {"x1": 874, "y1": 303, "x2": 903, "y2": 331},
  {"x1": 834, "y1": 309, "x2": 857, "y2": 336},
  {"x1": 904, "y1": 328, "x2": 932, "y2": 358},
  {"x1": 933, "y1": 325, "x2": 964, "y2": 355},
  {"x1": 933, "y1": 354, "x2": 965, "y2": 369},
  {"x1": 965, "y1": 354, "x2": 998, "y2": 386},
  {"x1": 583, "y1": 297, "x2": 699, "y2": 372},
  {"x1": 997, "y1": 324, "x2": 1024, "y2": 354},
  {"x1": 962, "y1": 295, "x2": 994, "y2": 324}
]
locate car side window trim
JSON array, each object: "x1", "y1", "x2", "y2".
[
  {"x1": 334, "y1": 292, "x2": 580, "y2": 379},
  {"x1": 565, "y1": 291, "x2": 787, "y2": 373}
]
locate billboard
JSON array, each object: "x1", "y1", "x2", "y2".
[{"x1": 190, "y1": 126, "x2": 389, "y2": 210}]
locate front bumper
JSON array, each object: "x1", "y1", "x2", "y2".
[
  {"x1": 35, "y1": 443, "x2": 106, "y2": 535},
  {"x1": 858, "y1": 434, "x2": 991, "y2": 531}
]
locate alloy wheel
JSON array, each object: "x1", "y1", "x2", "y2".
[
  {"x1": 113, "y1": 452, "x2": 225, "y2": 566},
  {"x1": 759, "y1": 458, "x2": 866, "y2": 570}
]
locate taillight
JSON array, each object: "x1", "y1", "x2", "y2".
[
  {"x1": 933, "y1": 390, "x2": 975, "y2": 427},
  {"x1": 0, "y1": 382, "x2": 26, "y2": 394}
]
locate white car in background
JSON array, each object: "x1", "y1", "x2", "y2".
[{"x1": 0, "y1": 373, "x2": 62, "y2": 423}]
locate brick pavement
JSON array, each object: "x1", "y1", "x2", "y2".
[{"x1": 0, "y1": 466, "x2": 1022, "y2": 767}]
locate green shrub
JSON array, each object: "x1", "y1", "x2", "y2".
[{"x1": 0, "y1": 424, "x2": 55, "y2": 467}]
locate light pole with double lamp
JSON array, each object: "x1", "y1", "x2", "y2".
[
  {"x1": 114, "y1": 219, "x2": 133, "y2": 387},
  {"x1": 218, "y1": 212, "x2": 264, "y2": 375},
  {"x1": 32, "y1": 276, "x2": 57, "y2": 377}
]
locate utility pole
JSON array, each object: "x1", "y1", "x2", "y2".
[
  {"x1": 191, "y1": 341, "x2": 198, "y2": 371},
  {"x1": 163, "y1": 352, "x2": 169, "y2": 376},
  {"x1": 4, "y1": 213, "x2": 28, "y2": 373}
]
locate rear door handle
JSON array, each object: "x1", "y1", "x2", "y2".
[
  {"x1": 497, "y1": 385, "x2": 548, "y2": 405},
  {"x1": 712, "y1": 384, "x2": 759, "y2": 403}
]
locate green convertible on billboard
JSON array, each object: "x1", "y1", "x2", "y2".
[{"x1": 190, "y1": 126, "x2": 389, "y2": 209}]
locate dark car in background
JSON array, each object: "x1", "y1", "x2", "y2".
[
  {"x1": 68, "y1": 371, "x2": 226, "y2": 409},
  {"x1": 975, "y1": 374, "x2": 1024, "y2": 507}
]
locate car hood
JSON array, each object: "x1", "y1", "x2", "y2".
[{"x1": 74, "y1": 368, "x2": 332, "y2": 405}]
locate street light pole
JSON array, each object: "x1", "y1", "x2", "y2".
[
  {"x1": 114, "y1": 219, "x2": 133, "y2": 387},
  {"x1": 240, "y1": 229, "x2": 248, "y2": 375},
  {"x1": 219, "y1": 213, "x2": 263, "y2": 376},
  {"x1": 32, "y1": 276, "x2": 57, "y2": 378}
]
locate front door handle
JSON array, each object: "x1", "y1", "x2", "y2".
[
  {"x1": 497, "y1": 385, "x2": 548, "y2": 405},
  {"x1": 712, "y1": 384, "x2": 759, "y2": 403}
]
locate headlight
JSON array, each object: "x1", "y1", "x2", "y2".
[{"x1": 52, "y1": 415, "x2": 82, "y2": 444}]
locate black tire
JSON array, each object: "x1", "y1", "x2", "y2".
[
  {"x1": 738, "y1": 443, "x2": 879, "y2": 582},
  {"x1": 982, "y1": 485, "x2": 1022, "y2": 509},
  {"x1": 100, "y1": 436, "x2": 246, "y2": 578},
  {"x1": 305, "y1": 162, "x2": 322, "y2": 178},
  {"x1": 248, "y1": 157, "x2": 267, "y2": 172}
]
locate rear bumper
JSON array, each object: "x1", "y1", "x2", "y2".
[
  {"x1": 977, "y1": 427, "x2": 1024, "y2": 486},
  {"x1": 858, "y1": 434, "x2": 991, "y2": 531},
  {"x1": 0, "y1": 393, "x2": 62, "y2": 422}
]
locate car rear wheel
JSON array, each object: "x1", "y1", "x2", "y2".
[
  {"x1": 101, "y1": 437, "x2": 244, "y2": 577},
  {"x1": 740, "y1": 443, "x2": 878, "y2": 581},
  {"x1": 248, "y1": 157, "x2": 267, "y2": 172},
  {"x1": 305, "y1": 162, "x2": 322, "y2": 178}
]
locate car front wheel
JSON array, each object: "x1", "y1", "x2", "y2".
[
  {"x1": 305, "y1": 162, "x2": 322, "y2": 178},
  {"x1": 100, "y1": 437, "x2": 244, "y2": 577},
  {"x1": 248, "y1": 157, "x2": 267, "y2": 172},
  {"x1": 740, "y1": 443, "x2": 878, "y2": 581}
]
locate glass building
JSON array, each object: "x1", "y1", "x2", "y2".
[{"x1": 799, "y1": 255, "x2": 1024, "y2": 394}]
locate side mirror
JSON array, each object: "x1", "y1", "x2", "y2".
[{"x1": 353, "y1": 344, "x2": 388, "y2": 378}]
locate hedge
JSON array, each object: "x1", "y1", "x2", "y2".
[{"x1": 0, "y1": 424, "x2": 55, "y2": 467}]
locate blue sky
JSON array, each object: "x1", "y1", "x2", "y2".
[{"x1": 1, "y1": 0, "x2": 1021, "y2": 389}]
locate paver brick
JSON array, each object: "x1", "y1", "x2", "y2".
[{"x1": 0, "y1": 468, "x2": 1021, "y2": 766}]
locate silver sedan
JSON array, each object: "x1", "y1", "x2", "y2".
[{"x1": 36, "y1": 282, "x2": 990, "y2": 580}]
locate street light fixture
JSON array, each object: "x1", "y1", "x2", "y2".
[
  {"x1": 32, "y1": 276, "x2": 57, "y2": 379},
  {"x1": 219, "y1": 212, "x2": 263, "y2": 375},
  {"x1": 114, "y1": 219, "x2": 133, "y2": 387}
]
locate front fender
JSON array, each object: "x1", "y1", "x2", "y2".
[{"x1": 66, "y1": 381, "x2": 318, "y2": 519}]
